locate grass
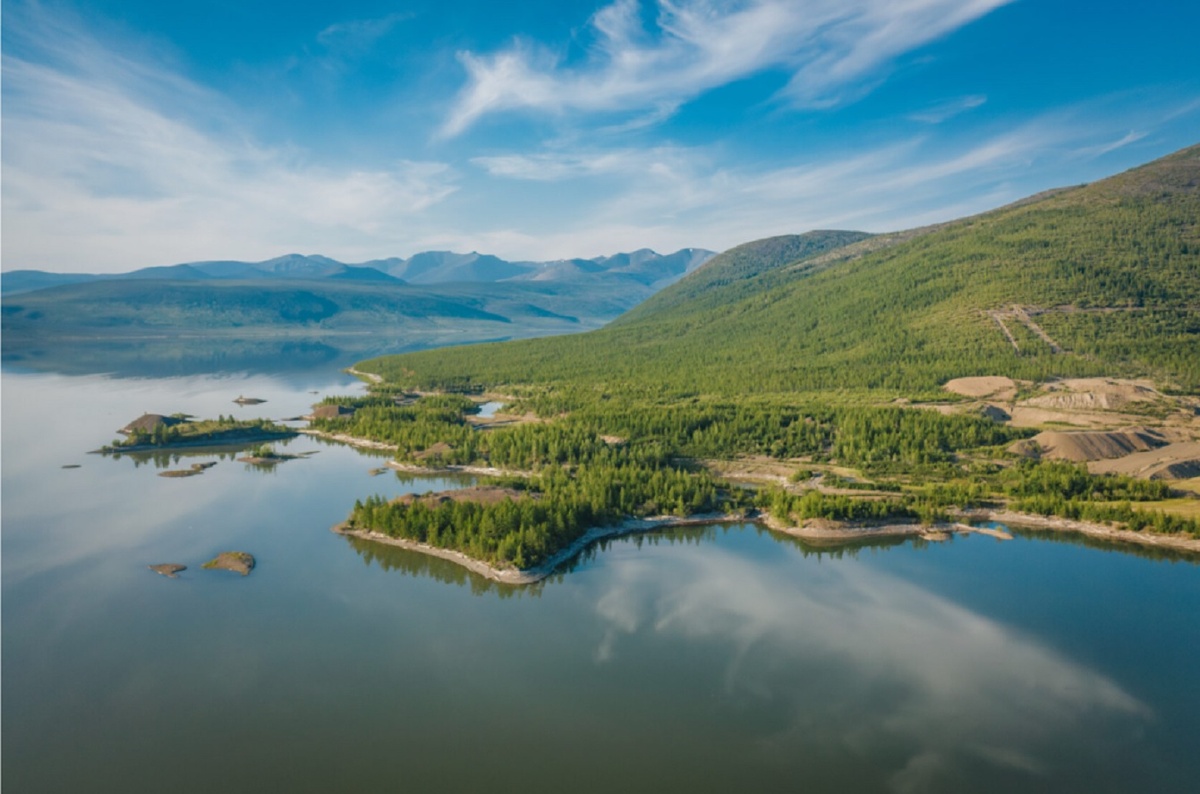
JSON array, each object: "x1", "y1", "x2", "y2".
[{"x1": 1136, "y1": 497, "x2": 1200, "y2": 519}]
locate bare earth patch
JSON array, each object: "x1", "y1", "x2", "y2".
[
  {"x1": 943, "y1": 376, "x2": 1018, "y2": 400},
  {"x1": 1019, "y1": 428, "x2": 1168, "y2": 462},
  {"x1": 395, "y1": 486, "x2": 529, "y2": 507},
  {"x1": 1088, "y1": 441, "x2": 1200, "y2": 480},
  {"x1": 1026, "y1": 378, "x2": 1161, "y2": 411}
]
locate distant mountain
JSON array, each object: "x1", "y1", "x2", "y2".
[
  {"x1": 1, "y1": 248, "x2": 715, "y2": 295},
  {"x1": 1, "y1": 271, "x2": 98, "y2": 294},
  {"x1": 0, "y1": 243, "x2": 718, "y2": 368},
  {"x1": 386, "y1": 251, "x2": 530, "y2": 283},
  {"x1": 357, "y1": 143, "x2": 1200, "y2": 397}
]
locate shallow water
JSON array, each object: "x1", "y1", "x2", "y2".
[{"x1": 3, "y1": 364, "x2": 1199, "y2": 793}]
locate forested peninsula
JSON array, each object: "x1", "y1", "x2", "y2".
[{"x1": 323, "y1": 145, "x2": 1200, "y2": 579}]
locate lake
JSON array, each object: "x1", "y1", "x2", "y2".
[{"x1": 3, "y1": 356, "x2": 1199, "y2": 793}]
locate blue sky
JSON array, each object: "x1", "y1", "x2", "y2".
[{"x1": 3, "y1": 0, "x2": 1198, "y2": 272}]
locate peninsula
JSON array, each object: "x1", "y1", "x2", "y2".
[{"x1": 317, "y1": 145, "x2": 1200, "y2": 580}]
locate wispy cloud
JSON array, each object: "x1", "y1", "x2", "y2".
[
  {"x1": 441, "y1": 0, "x2": 1012, "y2": 136},
  {"x1": 1, "y1": 6, "x2": 456, "y2": 271},
  {"x1": 1078, "y1": 130, "x2": 1148, "y2": 158},
  {"x1": 317, "y1": 12, "x2": 412, "y2": 49},
  {"x1": 472, "y1": 146, "x2": 698, "y2": 181},
  {"x1": 460, "y1": 100, "x2": 1194, "y2": 260},
  {"x1": 909, "y1": 94, "x2": 987, "y2": 124}
]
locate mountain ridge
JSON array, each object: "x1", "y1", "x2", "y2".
[
  {"x1": 1, "y1": 247, "x2": 717, "y2": 296},
  {"x1": 358, "y1": 143, "x2": 1200, "y2": 397}
]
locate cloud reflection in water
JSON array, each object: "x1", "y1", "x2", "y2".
[{"x1": 592, "y1": 540, "x2": 1148, "y2": 792}]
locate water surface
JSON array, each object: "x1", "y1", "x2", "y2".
[{"x1": 3, "y1": 365, "x2": 1198, "y2": 793}]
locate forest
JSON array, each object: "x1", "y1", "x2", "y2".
[
  {"x1": 104, "y1": 415, "x2": 295, "y2": 451},
  {"x1": 326, "y1": 392, "x2": 1199, "y2": 570},
  {"x1": 328, "y1": 146, "x2": 1200, "y2": 569}
]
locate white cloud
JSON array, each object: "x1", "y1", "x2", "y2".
[
  {"x1": 908, "y1": 94, "x2": 987, "y2": 124},
  {"x1": 460, "y1": 98, "x2": 1196, "y2": 260},
  {"x1": 1, "y1": 6, "x2": 457, "y2": 271},
  {"x1": 317, "y1": 12, "x2": 412, "y2": 51},
  {"x1": 441, "y1": 0, "x2": 1012, "y2": 136},
  {"x1": 471, "y1": 146, "x2": 698, "y2": 181}
]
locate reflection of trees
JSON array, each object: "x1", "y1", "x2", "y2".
[
  {"x1": 344, "y1": 536, "x2": 539, "y2": 599},
  {"x1": 345, "y1": 523, "x2": 927, "y2": 597},
  {"x1": 116, "y1": 447, "x2": 247, "y2": 470},
  {"x1": 636, "y1": 523, "x2": 914, "y2": 559},
  {"x1": 107, "y1": 437, "x2": 308, "y2": 471},
  {"x1": 1006, "y1": 526, "x2": 1199, "y2": 565}
]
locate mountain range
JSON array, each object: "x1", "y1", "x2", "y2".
[
  {"x1": 359, "y1": 143, "x2": 1200, "y2": 398},
  {"x1": 0, "y1": 246, "x2": 715, "y2": 376},
  {"x1": 1, "y1": 248, "x2": 714, "y2": 295}
]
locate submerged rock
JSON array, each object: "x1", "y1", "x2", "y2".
[
  {"x1": 148, "y1": 563, "x2": 187, "y2": 578},
  {"x1": 201, "y1": 551, "x2": 256, "y2": 576}
]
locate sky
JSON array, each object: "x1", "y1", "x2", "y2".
[{"x1": 2, "y1": 0, "x2": 1198, "y2": 273}]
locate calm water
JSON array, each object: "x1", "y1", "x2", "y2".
[{"x1": 3, "y1": 363, "x2": 1199, "y2": 793}]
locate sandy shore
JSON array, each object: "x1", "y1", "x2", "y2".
[
  {"x1": 299, "y1": 428, "x2": 397, "y2": 452},
  {"x1": 334, "y1": 513, "x2": 750, "y2": 584},
  {"x1": 764, "y1": 509, "x2": 1199, "y2": 552},
  {"x1": 761, "y1": 514, "x2": 956, "y2": 542},
  {"x1": 346, "y1": 367, "x2": 383, "y2": 384},
  {"x1": 386, "y1": 460, "x2": 534, "y2": 478},
  {"x1": 957, "y1": 508, "x2": 1200, "y2": 553}
]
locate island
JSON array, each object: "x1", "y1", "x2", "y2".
[
  {"x1": 236, "y1": 444, "x2": 302, "y2": 465},
  {"x1": 201, "y1": 551, "x2": 256, "y2": 576},
  {"x1": 98, "y1": 413, "x2": 297, "y2": 453}
]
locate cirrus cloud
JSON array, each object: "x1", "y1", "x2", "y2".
[{"x1": 441, "y1": 0, "x2": 1012, "y2": 136}]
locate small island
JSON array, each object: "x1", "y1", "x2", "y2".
[
  {"x1": 236, "y1": 444, "x2": 301, "y2": 465},
  {"x1": 98, "y1": 413, "x2": 296, "y2": 453},
  {"x1": 201, "y1": 551, "x2": 256, "y2": 576}
]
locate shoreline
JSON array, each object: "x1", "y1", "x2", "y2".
[
  {"x1": 94, "y1": 430, "x2": 297, "y2": 455},
  {"x1": 299, "y1": 428, "x2": 396, "y2": 452},
  {"x1": 334, "y1": 513, "x2": 751, "y2": 585},
  {"x1": 760, "y1": 514, "x2": 966, "y2": 542},
  {"x1": 386, "y1": 459, "x2": 533, "y2": 478},
  {"x1": 957, "y1": 508, "x2": 1200, "y2": 553},
  {"x1": 346, "y1": 366, "x2": 383, "y2": 384},
  {"x1": 337, "y1": 504, "x2": 1200, "y2": 585}
]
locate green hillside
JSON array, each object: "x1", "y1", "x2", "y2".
[
  {"x1": 361, "y1": 144, "x2": 1200, "y2": 397},
  {"x1": 614, "y1": 230, "x2": 871, "y2": 323}
]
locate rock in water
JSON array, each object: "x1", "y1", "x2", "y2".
[
  {"x1": 201, "y1": 551, "x2": 256, "y2": 576},
  {"x1": 149, "y1": 563, "x2": 187, "y2": 578}
]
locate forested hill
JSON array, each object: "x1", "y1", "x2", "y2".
[
  {"x1": 613, "y1": 230, "x2": 871, "y2": 324},
  {"x1": 360, "y1": 143, "x2": 1200, "y2": 397}
]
